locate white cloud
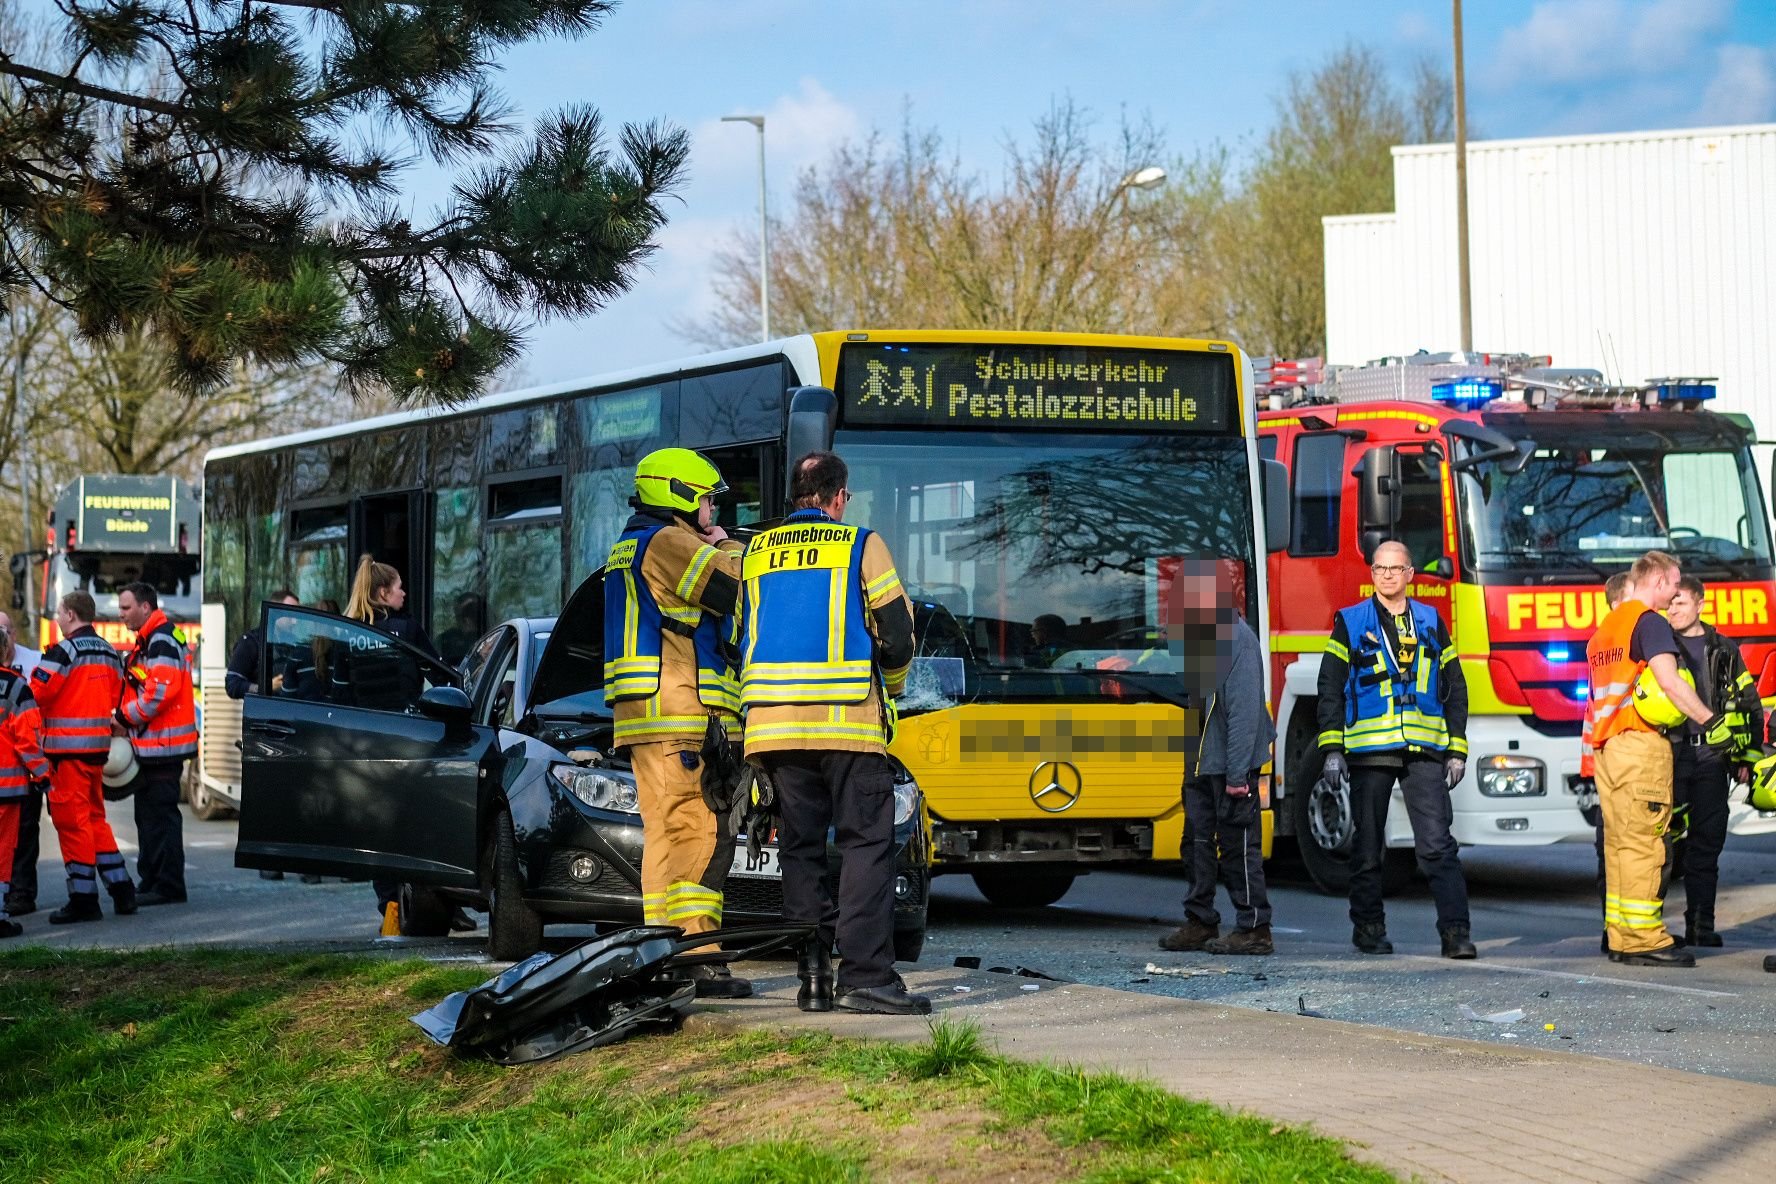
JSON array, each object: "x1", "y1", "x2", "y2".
[
  {"x1": 1697, "y1": 44, "x2": 1776, "y2": 124},
  {"x1": 1496, "y1": 0, "x2": 1730, "y2": 84}
]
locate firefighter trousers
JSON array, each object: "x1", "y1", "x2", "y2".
[
  {"x1": 46, "y1": 760, "x2": 130, "y2": 900},
  {"x1": 630, "y1": 739, "x2": 734, "y2": 935},
  {"x1": 1597, "y1": 730, "x2": 1676, "y2": 955}
]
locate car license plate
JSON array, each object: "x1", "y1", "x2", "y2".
[{"x1": 729, "y1": 844, "x2": 781, "y2": 879}]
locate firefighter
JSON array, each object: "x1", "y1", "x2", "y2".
[
  {"x1": 0, "y1": 663, "x2": 51, "y2": 938},
  {"x1": 1578, "y1": 571, "x2": 1633, "y2": 955},
  {"x1": 739, "y1": 451, "x2": 924, "y2": 1015},
  {"x1": 1664, "y1": 575, "x2": 1761, "y2": 948},
  {"x1": 116, "y1": 582, "x2": 198, "y2": 906},
  {"x1": 1586, "y1": 551, "x2": 1730, "y2": 967},
  {"x1": 602, "y1": 447, "x2": 750, "y2": 998},
  {"x1": 1317, "y1": 540, "x2": 1475, "y2": 959},
  {"x1": 32, "y1": 592, "x2": 137, "y2": 922}
]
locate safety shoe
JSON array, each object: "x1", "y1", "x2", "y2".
[
  {"x1": 136, "y1": 891, "x2": 187, "y2": 907},
  {"x1": 689, "y1": 964, "x2": 754, "y2": 999},
  {"x1": 3, "y1": 894, "x2": 34, "y2": 917},
  {"x1": 109, "y1": 882, "x2": 138, "y2": 916},
  {"x1": 1352, "y1": 922, "x2": 1394, "y2": 955},
  {"x1": 48, "y1": 896, "x2": 103, "y2": 925},
  {"x1": 1205, "y1": 925, "x2": 1273, "y2": 956},
  {"x1": 836, "y1": 975, "x2": 932, "y2": 1016},
  {"x1": 1158, "y1": 918, "x2": 1219, "y2": 952},
  {"x1": 1439, "y1": 924, "x2": 1478, "y2": 960},
  {"x1": 797, "y1": 939, "x2": 835, "y2": 1012},
  {"x1": 1617, "y1": 945, "x2": 1696, "y2": 967},
  {"x1": 0, "y1": 919, "x2": 20, "y2": 939}
]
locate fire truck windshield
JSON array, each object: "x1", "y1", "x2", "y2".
[
  {"x1": 50, "y1": 552, "x2": 202, "y2": 624},
  {"x1": 1455, "y1": 423, "x2": 1773, "y2": 580},
  {"x1": 833, "y1": 429, "x2": 1257, "y2": 708}
]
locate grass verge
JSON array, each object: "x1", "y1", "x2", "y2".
[{"x1": 0, "y1": 947, "x2": 1394, "y2": 1182}]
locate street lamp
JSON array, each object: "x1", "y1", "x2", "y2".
[
  {"x1": 721, "y1": 114, "x2": 770, "y2": 342},
  {"x1": 1114, "y1": 165, "x2": 1167, "y2": 212}
]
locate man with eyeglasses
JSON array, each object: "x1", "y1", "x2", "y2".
[{"x1": 1316, "y1": 540, "x2": 1475, "y2": 959}]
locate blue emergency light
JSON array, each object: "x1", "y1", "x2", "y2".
[
  {"x1": 1574, "y1": 682, "x2": 1589, "y2": 700},
  {"x1": 1546, "y1": 645, "x2": 1571, "y2": 663},
  {"x1": 1654, "y1": 382, "x2": 1715, "y2": 402},
  {"x1": 1430, "y1": 377, "x2": 1504, "y2": 410}
]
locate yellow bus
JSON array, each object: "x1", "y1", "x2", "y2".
[{"x1": 200, "y1": 329, "x2": 1282, "y2": 905}]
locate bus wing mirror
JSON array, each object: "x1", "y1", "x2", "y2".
[
  {"x1": 1262, "y1": 459, "x2": 1288, "y2": 553},
  {"x1": 784, "y1": 386, "x2": 838, "y2": 500},
  {"x1": 1356, "y1": 446, "x2": 1401, "y2": 532}
]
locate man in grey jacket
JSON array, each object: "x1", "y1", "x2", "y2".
[{"x1": 1159, "y1": 561, "x2": 1276, "y2": 956}]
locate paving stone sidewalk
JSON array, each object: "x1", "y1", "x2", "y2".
[{"x1": 703, "y1": 962, "x2": 1776, "y2": 1183}]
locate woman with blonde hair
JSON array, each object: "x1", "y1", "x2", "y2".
[{"x1": 345, "y1": 554, "x2": 438, "y2": 659}]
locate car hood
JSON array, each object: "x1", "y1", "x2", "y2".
[{"x1": 526, "y1": 569, "x2": 605, "y2": 716}]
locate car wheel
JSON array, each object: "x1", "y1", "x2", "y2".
[
  {"x1": 399, "y1": 883, "x2": 453, "y2": 937},
  {"x1": 970, "y1": 869, "x2": 1076, "y2": 908},
  {"x1": 186, "y1": 777, "x2": 236, "y2": 822},
  {"x1": 487, "y1": 809, "x2": 544, "y2": 961}
]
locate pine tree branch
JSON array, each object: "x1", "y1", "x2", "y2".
[{"x1": 0, "y1": 57, "x2": 184, "y2": 118}]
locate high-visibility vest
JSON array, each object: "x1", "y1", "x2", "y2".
[
  {"x1": 120, "y1": 611, "x2": 198, "y2": 761},
  {"x1": 739, "y1": 512, "x2": 875, "y2": 708},
  {"x1": 602, "y1": 523, "x2": 739, "y2": 713},
  {"x1": 0, "y1": 667, "x2": 49, "y2": 797},
  {"x1": 31, "y1": 626, "x2": 126, "y2": 760},
  {"x1": 1331, "y1": 597, "x2": 1456, "y2": 755},
  {"x1": 1587, "y1": 601, "x2": 1656, "y2": 745}
]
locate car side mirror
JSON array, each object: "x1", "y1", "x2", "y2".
[{"x1": 417, "y1": 686, "x2": 474, "y2": 731}]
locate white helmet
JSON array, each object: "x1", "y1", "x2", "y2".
[{"x1": 102, "y1": 735, "x2": 140, "y2": 789}]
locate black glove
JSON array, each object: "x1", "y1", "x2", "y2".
[
  {"x1": 1321, "y1": 750, "x2": 1348, "y2": 783},
  {"x1": 1444, "y1": 757, "x2": 1466, "y2": 789}
]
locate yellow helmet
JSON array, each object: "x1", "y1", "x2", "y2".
[
  {"x1": 1631, "y1": 664, "x2": 1694, "y2": 729},
  {"x1": 633, "y1": 448, "x2": 727, "y2": 515},
  {"x1": 1752, "y1": 751, "x2": 1776, "y2": 812}
]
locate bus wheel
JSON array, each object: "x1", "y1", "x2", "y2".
[
  {"x1": 971, "y1": 869, "x2": 1076, "y2": 909},
  {"x1": 186, "y1": 777, "x2": 236, "y2": 822}
]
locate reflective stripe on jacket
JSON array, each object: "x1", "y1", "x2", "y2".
[
  {"x1": 1587, "y1": 601, "x2": 1655, "y2": 746},
  {"x1": 1322, "y1": 597, "x2": 1460, "y2": 756},
  {"x1": 121, "y1": 611, "x2": 198, "y2": 761},
  {"x1": 0, "y1": 667, "x2": 50, "y2": 797},
  {"x1": 739, "y1": 513, "x2": 876, "y2": 707},
  {"x1": 31, "y1": 626, "x2": 126, "y2": 759}
]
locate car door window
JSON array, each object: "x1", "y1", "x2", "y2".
[
  {"x1": 263, "y1": 606, "x2": 450, "y2": 713},
  {"x1": 461, "y1": 626, "x2": 508, "y2": 709}
]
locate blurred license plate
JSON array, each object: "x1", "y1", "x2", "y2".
[{"x1": 729, "y1": 844, "x2": 781, "y2": 879}]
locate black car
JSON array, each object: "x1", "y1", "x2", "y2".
[{"x1": 233, "y1": 571, "x2": 931, "y2": 961}]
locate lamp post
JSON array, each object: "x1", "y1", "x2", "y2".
[
  {"x1": 722, "y1": 114, "x2": 770, "y2": 342},
  {"x1": 1453, "y1": 0, "x2": 1473, "y2": 352},
  {"x1": 1115, "y1": 165, "x2": 1168, "y2": 210}
]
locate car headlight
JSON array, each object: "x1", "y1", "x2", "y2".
[
  {"x1": 1476, "y1": 755, "x2": 1544, "y2": 797},
  {"x1": 893, "y1": 769, "x2": 921, "y2": 826},
  {"x1": 551, "y1": 764, "x2": 640, "y2": 814}
]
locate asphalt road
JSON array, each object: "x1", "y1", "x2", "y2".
[{"x1": 12, "y1": 800, "x2": 1776, "y2": 1083}]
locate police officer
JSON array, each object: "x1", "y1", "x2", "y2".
[
  {"x1": 1318, "y1": 540, "x2": 1475, "y2": 959},
  {"x1": 1587, "y1": 551, "x2": 1729, "y2": 967},
  {"x1": 117, "y1": 582, "x2": 197, "y2": 906},
  {"x1": 739, "y1": 451, "x2": 922, "y2": 1015},
  {"x1": 603, "y1": 448, "x2": 750, "y2": 997},
  {"x1": 1665, "y1": 575, "x2": 1760, "y2": 948}
]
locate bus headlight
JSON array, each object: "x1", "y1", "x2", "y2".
[
  {"x1": 1476, "y1": 755, "x2": 1545, "y2": 797},
  {"x1": 551, "y1": 764, "x2": 641, "y2": 815}
]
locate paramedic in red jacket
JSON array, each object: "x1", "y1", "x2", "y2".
[
  {"x1": 0, "y1": 664, "x2": 53, "y2": 938},
  {"x1": 117, "y1": 583, "x2": 197, "y2": 906}
]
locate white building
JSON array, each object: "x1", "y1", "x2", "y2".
[{"x1": 1324, "y1": 122, "x2": 1776, "y2": 436}]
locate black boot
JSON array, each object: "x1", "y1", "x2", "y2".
[
  {"x1": 0, "y1": 919, "x2": 20, "y2": 939},
  {"x1": 1439, "y1": 924, "x2": 1478, "y2": 960},
  {"x1": 836, "y1": 975, "x2": 932, "y2": 1015},
  {"x1": 110, "y1": 881, "x2": 138, "y2": 916},
  {"x1": 1352, "y1": 921, "x2": 1394, "y2": 955},
  {"x1": 797, "y1": 939, "x2": 835, "y2": 1013},
  {"x1": 689, "y1": 963, "x2": 754, "y2": 999},
  {"x1": 48, "y1": 895, "x2": 103, "y2": 925}
]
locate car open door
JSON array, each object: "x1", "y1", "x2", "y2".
[{"x1": 234, "y1": 604, "x2": 493, "y2": 885}]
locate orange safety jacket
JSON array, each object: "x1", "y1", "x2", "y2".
[
  {"x1": 31, "y1": 624, "x2": 127, "y2": 762},
  {"x1": 120, "y1": 610, "x2": 198, "y2": 762},
  {"x1": 0, "y1": 666, "x2": 51, "y2": 798},
  {"x1": 1586, "y1": 601, "x2": 1656, "y2": 748}
]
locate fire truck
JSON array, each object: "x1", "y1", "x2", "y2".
[{"x1": 1255, "y1": 352, "x2": 1776, "y2": 893}]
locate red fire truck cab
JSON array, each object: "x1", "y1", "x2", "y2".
[{"x1": 1257, "y1": 353, "x2": 1775, "y2": 893}]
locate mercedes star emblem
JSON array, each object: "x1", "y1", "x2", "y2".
[{"x1": 1029, "y1": 760, "x2": 1083, "y2": 813}]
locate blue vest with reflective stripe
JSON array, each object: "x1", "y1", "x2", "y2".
[
  {"x1": 739, "y1": 511, "x2": 874, "y2": 707},
  {"x1": 603, "y1": 523, "x2": 738, "y2": 711},
  {"x1": 1338, "y1": 597, "x2": 1451, "y2": 754}
]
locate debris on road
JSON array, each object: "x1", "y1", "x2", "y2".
[
  {"x1": 1458, "y1": 1005, "x2": 1525, "y2": 1024},
  {"x1": 1297, "y1": 996, "x2": 1329, "y2": 1019},
  {"x1": 954, "y1": 956, "x2": 981, "y2": 970},
  {"x1": 987, "y1": 965, "x2": 1065, "y2": 981}
]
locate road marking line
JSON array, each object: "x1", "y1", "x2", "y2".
[{"x1": 1397, "y1": 954, "x2": 1739, "y2": 998}]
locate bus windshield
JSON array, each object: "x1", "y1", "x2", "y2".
[
  {"x1": 1456, "y1": 424, "x2": 1773, "y2": 580},
  {"x1": 50, "y1": 552, "x2": 203, "y2": 624},
  {"x1": 835, "y1": 430, "x2": 1256, "y2": 708}
]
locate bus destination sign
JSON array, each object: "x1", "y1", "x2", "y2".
[{"x1": 837, "y1": 342, "x2": 1236, "y2": 432}]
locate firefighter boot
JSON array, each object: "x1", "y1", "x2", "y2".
[
  {"x1": 1684, "y1": 912, "x2": 1722, "y2": 948},
  {"x1": 109, "y1": 880, "x2": 138, "y2": 916},
  {"x1": 1205, "y1": 926, "x2": 1274, "y2": 956},
  {"x1": 1352, "y1": 921, "x2": 1394, "y2": 955},
  {"x1": 836, "y1": 974, "x2": 932, "y2": 1016},
  {"x1": 1439, "y1": 924, "x2": 1478, "y2": 960},
  {"x1": 1158, "y1": 918, "x2": 1219, "y2": 952},
  {"x1": 689, "y1": 963, "x2": 754, "y2": 999},
  {"x1": 48, "y1": 896, "x2": 103, "y2": 925},
  {"x1": 797, "y1": 938, "x2": 835, "y2": 1013}
]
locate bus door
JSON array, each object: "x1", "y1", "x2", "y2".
[
  {"x1": 353, "y1": 490, "x2": 428, "y2": 627},
  {"x1": 700, "y1": 442, "x2": 781, "y2": 533}
]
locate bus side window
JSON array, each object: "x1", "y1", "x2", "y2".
[{"x1": 1290, "y1": 433, "x2": 1343, "y2": 557}]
